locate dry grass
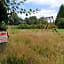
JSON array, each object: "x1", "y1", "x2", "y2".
[{"x1": 0, "y1": 27, "x2": 64, "y2": 64}]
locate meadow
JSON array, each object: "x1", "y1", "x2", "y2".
[{"x1": 0, "y1": 26, "x2": 64, "y2": 64}]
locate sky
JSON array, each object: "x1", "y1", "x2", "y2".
[{"x1": 18, "y1": 0, "x2": 64, "y2": 20}]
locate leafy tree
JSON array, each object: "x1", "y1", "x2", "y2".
[
  {"x1": 0, "y1": 0, "x2": 39, "y2": 30},
  {"x1": 27, "y1": 16, "x2": 37, "y2": 24},
  {"x1": 39, "y1": 17, "x2": 48, "y2": 24},
  {"x1": 57, "y1": 5, "x2": 64, "y2": 18},
  {"x1": 56, "y1": 18, "x2": 64, "y2": 28},
  {"x1": 0, "y1": 1, "x2": 8, "y2": 30},
  {"x1": 24, "y1": 17, "x2": 29, "y2": 24},
  {"x1": 8, "y1": 12, "x2": 23, "y2": 25},
  {"x1": 1, "y1": 0, "x2": 39, "y2": 17},
  {"x1": 24, "y1": 16, "x2": 38, "y2": 24},
  {"x1": 55, "y1": 4, "x2": 64, "y2": 25},
  {"x1": 0, "y1": 1, "x2": 8, "y2": 23},
  {"x1": 30, "y1": 16, "x2": 37, "y2": 24}
]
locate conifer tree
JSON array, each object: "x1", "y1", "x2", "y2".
[{"x1": 55, "y1": 4, "x2": 64, "y2": 25}]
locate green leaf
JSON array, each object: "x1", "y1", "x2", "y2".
[
  {"x1": 10, "y1": 3, "x2": 14, "y2": 5},
  {"x1": 29, "y1": 8, "x2": 32, "y2": 12},
  {"x1": 20, "y1": 1, "x2": 24, "y2": 3},
  {"x1": 12, "y1": 6, "x2": 14, "y2": 9},
  {"x1": 21, "y1": 8, "x2": 23, "y2": 11},
  {"x1": 33, "y1": 10, "x2": 35, "y2": 14},
  {"x1": 28, "y1": 11, "x2": 31, "y2": 15},
  {"x1": 6, "y1": 0, "x2": 10, "y2": 3},
  {"x1": 23, "y1": 11, "x2": 25, "y2": 13},
  {"x1": 17, "y1": 3, "x2": 20, "y2": 5},
  {"x1": 24, "y1": 9, "x2": 26, "y2": 12},
  {"x1": 16, "y1": 6, "x2": 19, "y2": 9},
  {"x1": 17, "y1": 11, "x2": 19, "y2": 13},
  {"x1": 20, "y1": 11, "x2": 22, "y2": 14},
  {"x1": 26, "y1": 13, "x2": 28, "y2": 16}
]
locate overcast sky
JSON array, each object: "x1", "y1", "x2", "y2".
[{"x1": 18, "y1": 0, "x2": 64, "y2": 20}]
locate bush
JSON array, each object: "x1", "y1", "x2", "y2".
[
  {"x1": 56, "y1": 18, "x2": 64, "y2": 28},
  {"x1": 17, "y1": 24, "x2": 45, "y2": 29},
  {"x1": 0, "y1": 21, "x2": 8, "y2": 30}
]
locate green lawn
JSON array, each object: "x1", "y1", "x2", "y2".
[{"x1": 56, "y1": 29, "x2": 64, "y2": 32}]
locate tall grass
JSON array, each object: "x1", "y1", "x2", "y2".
[{"x1": 0, "y1": 27, "x2": 64, "y2": 64}]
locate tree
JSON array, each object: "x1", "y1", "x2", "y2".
[
  {"x1": 56, "y1": 18, "x2": 64, "y2": 28},
  {"x1": 39, "y1": 17, "x2": 48, "y2": 24},
  {"x1": 0, "y1": 1, "x2": 8, "y2": 23},
  {"x1": 1, "y1": 0, "x2": 39, "y2": 18},
  {"x1": 0, "y1": 0, "x2": 39, "y2": 30},
  {"x1": 0, "y1": 0, "x2": 8, "y2": 30},
  {"x1": 28, "y1": 16, "x2": 37, "y2": 24},
  {"x1": 8, "y1": 12, "x2": 23, "y2": 25},
  {"x1": 24, "y1": 17, "x2": 29, "y2": 24},
  {"x1": 24, "y1": 16, "x2": 38, "y2": 24},
  {"x1": 55, "y1": 4, "x2": 64, "y2": 25}
]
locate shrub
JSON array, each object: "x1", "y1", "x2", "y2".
[
  {"x1": 0, "y1": 21, "x2": 8, "y2": 30},
  {"x1": 17, "y1": 24, "x2": 45, "y2": 29},
  {"x1": 56, "y1": 18, "x2": 64, "y2": 28},
  {"x1": 18, "y1": 24, "x2": 25, "y2": 29}
]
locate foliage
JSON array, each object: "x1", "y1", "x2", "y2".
[
  {"x1": 28, "y1": 16, "x2": 38, "y2": 24},
  {"x1": 0, "y1": 1, "x2": 8, "y2": 30},
  {"x1": 0, "y1": 21, "x2": 8, "y2": 30},
  {"x1": 2, "y1": 0, "x2": 39, "y2": 16},
  {"x1": 8, "y1": 12, "x2": 23, "y2": 25},
  {"x1": 17, "y1": 24, "x2": 45, "y2": 29},
  {"x1": 39, "y1": 17, "x2": 48, "y2": 24},
  {"x1": 56, "y1": 18, "x2": 64, "y2": 28},
  {"x1": 0, "y1": 1, "x2": 8, "y2": 24},
  {"x1": 57, "y1": 4, "x2": 64, "y2": 18},
  {"x1": 24, "y1": 16, "x2": 38, "y2": 24},
  {"x1": 55, "y1": 4, "x2": 64, "y2": 27},
  {"x1": 0, "y1": 0, "x2": 39, "y2": 30},
  {"x1": 24, "y1": 16, "x2": 48, "y2": 25},
  {"x1": 8, "y1": 15, "x2": 48, "y2": 26}
]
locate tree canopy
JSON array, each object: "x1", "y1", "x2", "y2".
[
  {"x1": 0, "y1": 0, "x2": 8, "y2": 23},
  {"x1": 0, "y1": 0, "x2": 39, "y2": 30},
  {"x1": 1, "y1": 0, "x2": 39, "y2": 22},
  {"x1": 24, "y1": 16, "x2": 38, "y2": 25},
  {"x1": 56, "y1": 18, "x2": 64, "y2": 28},
  {"x1": 55, "y1": 4, "x2": 64, "y2": 25},
  {"x1": 55, "y1": 4, "x2": 64, "y2": 28},
  {"x1": 8, "y1": 12, "x2": 23, "y2": 25},
  {"x1": 1, "y1": 0, "x2": 39, "y2": 16}
]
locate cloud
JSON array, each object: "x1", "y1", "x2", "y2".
[
  {"x1": 25, "y1": 0, "x2": 64, "y2": 8},
  {"x1": 18, "y1": 0, "x2": 64, "y2": 20},
  {"x1": 18, "y1": 9, "x2": 57, "y2": 20},
  {"x1": 35, "y1": 9, "x2": 57, "y2": 19},
  {"x1": 18, "y1": 13, "x2": 26, "y2": 19}
]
